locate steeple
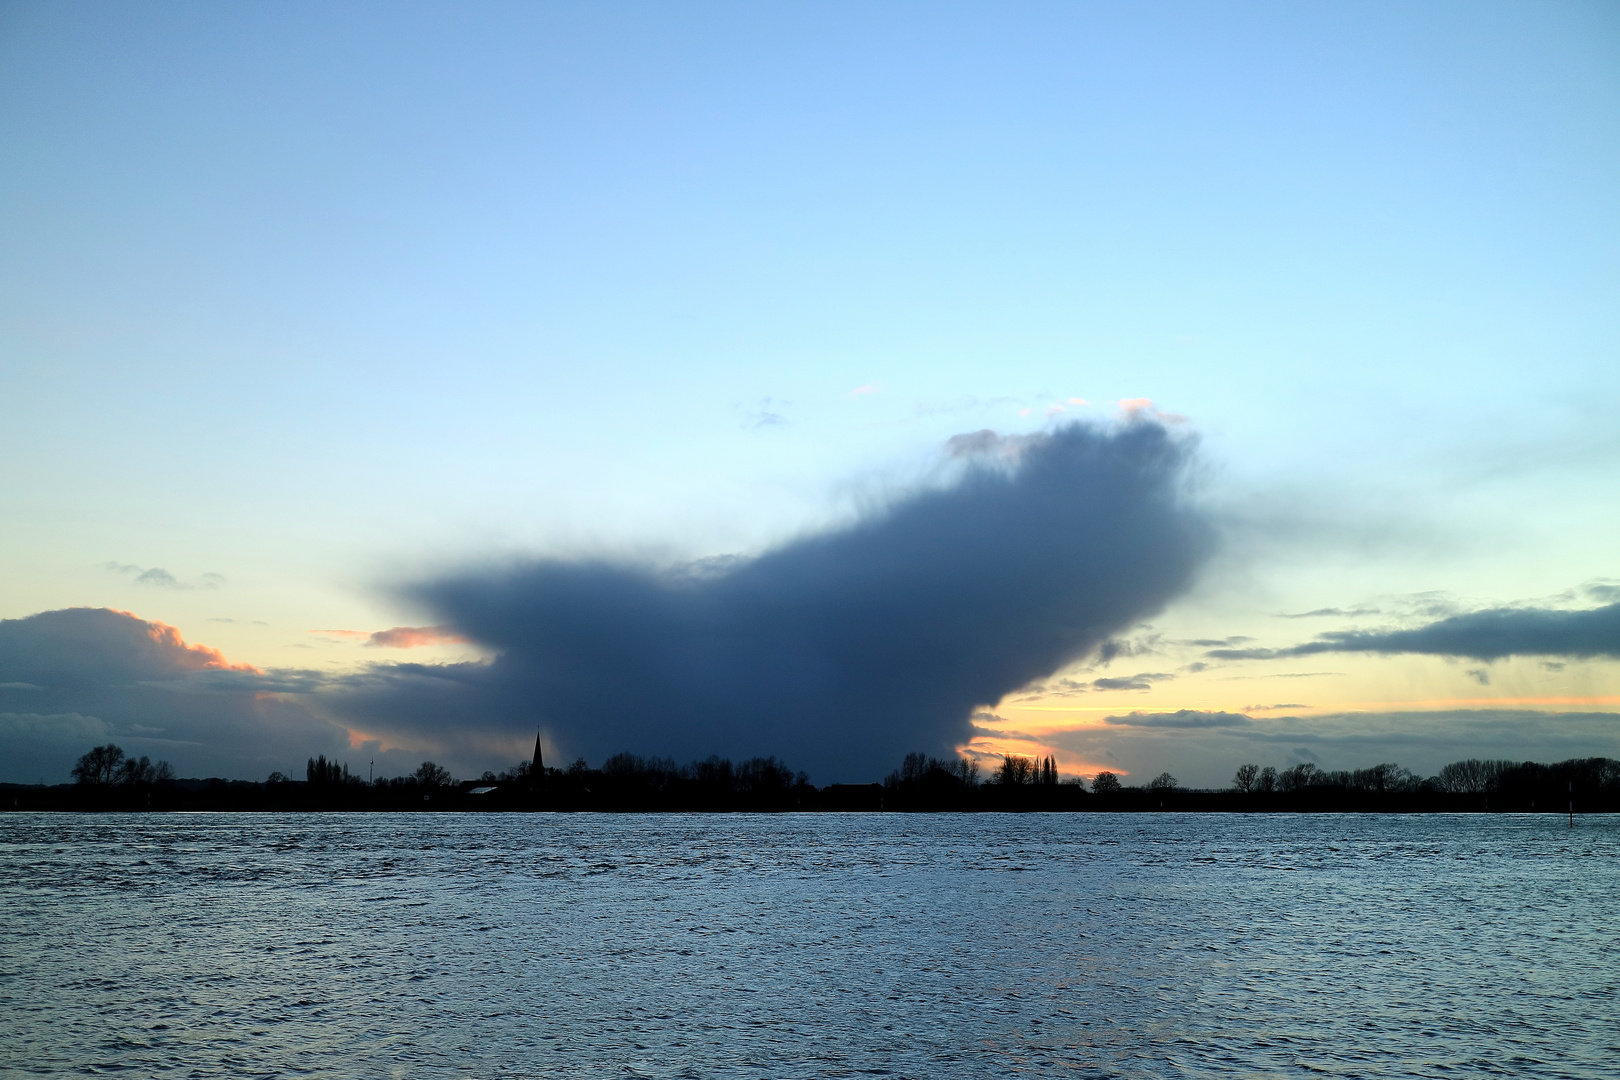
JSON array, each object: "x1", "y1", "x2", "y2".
[{"x1": 531, "y1": 732, "x2": 544, "y2": 786}]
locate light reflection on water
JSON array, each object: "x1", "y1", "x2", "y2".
[{"x1": 1, "y1": 812, "x2": 1615, "y2": 1078}]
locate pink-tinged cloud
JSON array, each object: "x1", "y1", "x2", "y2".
[
  {"x1": 312, "y1": 628, "x2": 370, "y2": 639},
  {"x1": 365, "y1": 625, "x2": 468, "y2": 649},
  {"x1": 1068, "y1": 397, "x2": 1088, "y2": 406},
  {"x1": 114, "y1": 609, "x2": 261, "y2": 673},
  {"x1": 346, "y1": 726, "x2": 400, "y2": 751},
  {"x1": 848, "y1": 383, "x2": 880, "y2": 398}
]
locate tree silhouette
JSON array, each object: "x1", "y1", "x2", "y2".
[
  {"x1": 996, "y1": 755, "x2": 1036, "y2": 786},
  {"x1": 72, "y1": 744, "x2": 125, "y2": 785},
  {"x1": 1436, "y1": 758, "x2": 1509, "y2": 794},
  {"x1": 1277, "y1": 763, "x2": 1319, "y2": 792},
  {"x1": 71, "y1": 745, "x2": 172, "y2": 786},
  {"x1": 414, "y1": 761, "x2": 453, "y2": 787},
  {"x1": 1091, "y1": 771, "x2": 1121, "y2": 793},
  {"x1": 1233, "y1": 764, "x2": 1260, "y2": 792},
  {"x1": 1040, "y1": 756, "x2": 1059, "y2": 785},
  {"x1": 887, "y1": 752, "x2": 980, "y2": 788},
  {"x1": 1148, "y1": 772, "x2": 1177, "y2": 792},
  {"x1": 736, "y1": 756, "x2": 802, "y2": 793},
  {"x1": 115, "y1": 755, "x2": 171, "y2": 785},
  {"x1": 1350, "y1": 763, "x2": 1418, "y2": 794},
  {"x1": 307, "y1": 754, "x2": 363, "y2": 786}
]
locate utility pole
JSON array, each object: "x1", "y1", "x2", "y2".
[{"x1": 369, "y1": 759, "x2": 374, "y2": 785}]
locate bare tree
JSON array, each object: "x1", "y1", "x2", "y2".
[
  {"x1": 115, "y1": 756, "x2": 160, "y2": 785},
  {"x1": 1435, "y1": 759, "x2": 1508, "y2": 795},
  {"x1": 736, "y1": 756, "x2": 798, "y2": 793},
  {"x1": 688, "y1": 756, "x2": 730, "y2": 787},
  {"x1": 1148, "y1": 772, "x2": 1177, "y2": 792},
  {"x1": 414, "y1": 761, "x2": 454, "y2": 787},
  {"x1": 1351, "y1": 763, "x2": 1418, "y2": 794},
  {"x1": 1233, "y1": 764, "x2": 1260, "y2": 793},
  {"x1": 1257, "y1": 766, "x2": 1277, "y2": 793},
  {"x1": 72, "y1": 744, "x2": 124, "y2": 785},
  {"x1": 1091, "y1": 771, "x2": 1121, "y2": 793},
  {"x1": 996, "y1": 755, "x2": 1036, "y2": 786},
  {"x1": 71, "y1": 745, "x2": 172, "y2": 787},
  {"x1": 897, "y1": 752, "x2": 931, "y2": 784},
  {"x1": 1278, "y1": 763, "x2": 1320, "y2": 792}
]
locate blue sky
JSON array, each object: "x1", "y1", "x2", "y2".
[{"x1": 1, "y1": 1, "x2": 1617, "y2": 783}]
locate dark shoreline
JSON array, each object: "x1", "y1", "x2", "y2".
[{"x1": 5, "y1": 780, "x2": 1615, "y2": 815}]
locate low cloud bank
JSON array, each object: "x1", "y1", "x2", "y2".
[
  {"x1": 1211, "y1": 602, "x2": 1620, "y2": 662},
  {"x1": 1104, "y1": 710, "x2": 1251, "y2": 728},
  {"x1": 0, "y1": 608, "x2": 352, "y2": 782},
  {"x1": 332, "y1": 420, "x2": 1213, "y2": 780},
  {"x1": 1050, "y1": 708, "x2": 1620, "y2": 787}
]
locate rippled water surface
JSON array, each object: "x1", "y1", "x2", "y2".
[{"x1": 1, "y1": 813, "x2": 1615, "y2": 1078}]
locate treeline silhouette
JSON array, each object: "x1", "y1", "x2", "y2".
[
  {"x1": 4, "y1": 743, "x2": 1618, "y2": 813},
  {"x1": 1219, "y1": 757, "x2": 1620, "y2": 811},
  {"x1": 69, "y1": 743, "x2": 175, "y2": 787}
]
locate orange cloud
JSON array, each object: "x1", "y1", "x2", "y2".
[
  {"x1": 365, "y1": 625, "x2": 468, "y2": 649},
  {"x1": 1116, "y1": 397, "x2": 1189, "y2": 425},
  {"x1": 133, "y1": 614, "x2": 260, "y2": 673},
  {"x1": 345, "y1": 727, "x2": 398, "y2": 752},
  {"x1": 312, "y1": 628, "x2": 370, "y2": 639}
]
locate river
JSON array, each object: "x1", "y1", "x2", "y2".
[{"x1": 1, "y1": 812, "x2": 1614, "y2": 1078}]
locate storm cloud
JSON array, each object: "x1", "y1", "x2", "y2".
[
  {"x1": 334, "y1": 420, "x2": 1214, "y2": 780},
  {"x1": 1210, "y1": 602, "x2": 1620, "y2": 662}
]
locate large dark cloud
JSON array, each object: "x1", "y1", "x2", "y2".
[
  {"x1": 1210, "y1": 602, "x2": 1620, "y2": 662},
  {"x1": 331, "y1": 420, "x2": 1214, "y2": 780},
  {"x1": 1, "y1": 422, "x2": 1212, "y2": 783},
  {"x1": 0, "y1": 607, "x2": 352, "y2": 783}
]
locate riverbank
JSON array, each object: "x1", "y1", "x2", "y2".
[{"x1": 5, "y1": 779, "x2": 1615, "y2": 814}]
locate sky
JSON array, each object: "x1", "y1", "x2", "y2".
[{"x1": 1, "y1": 0, "x2": 1617, "y2": 786}]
